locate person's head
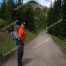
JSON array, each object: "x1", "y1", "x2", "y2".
[
  {"x1": 16, "y1": 21, "x2": 25, "y2": 28},
  {"x1": 16, "y1": 18, "x2": 26, "y2": 27}
]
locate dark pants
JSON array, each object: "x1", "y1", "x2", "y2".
[{"x1": 16, "y1": 39, "x2": 24, "y2": 66}]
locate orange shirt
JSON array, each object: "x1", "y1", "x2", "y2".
[{"x1": 18, "y1": 26, "x2": 26, "y2": 41}]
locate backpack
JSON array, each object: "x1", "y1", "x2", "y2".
[{"x1": 11, "y1": 25, "x2": 20, "y2": 40}]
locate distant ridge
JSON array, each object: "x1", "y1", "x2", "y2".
[{"x1": 25, "y1": 0, "x2": 44, "y2": 9}]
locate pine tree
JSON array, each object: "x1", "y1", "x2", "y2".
[
  {"x1": 47, "y1": 0, "x2": 62, "y2": 36},
  {"x1": 5, "y1": 0, "x2": 15, "y2": 21},
  {"x1": 46, "y1": 2, "x2": 54, "y2": 34},
  {"x1": 51, "y1": 0, "x2": 62, "y2": 36},
  {"x1": 26, "y1": 3, "x2": 36, "y2": 31},
  {"x1": 1, "y1": 0, "x2": 6, "y2": 19},
  {"x1": 18, "y1": 0, "x2": 23, "y2": 5},
  {"x1": 62, "y1": 0, "x2": 66, "y2": 38}
]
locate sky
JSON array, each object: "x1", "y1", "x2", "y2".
[
  {"x1": 23, "y1": 0, "x2": 55, "y2": 7},
  {"x1": 0, "y1": 0, "x2": 55, "y2": 7}
]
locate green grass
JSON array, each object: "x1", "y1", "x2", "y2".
[
  {"x1": 52, "y1": 36, "x2": 66, "y2": 54},
  {"x1": 0, "y1": 32, "x2": 16, "y2": 61},
  {"x1": 25, "y1": 31, "x2": 37, "y2": 43},
  {"x1": 0, "y1": 31, "x2": 37, "y2": 64}
]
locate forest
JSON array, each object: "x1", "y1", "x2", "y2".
[{"x1": 0, "y1": 0, "x2": 66, "y2": 65}]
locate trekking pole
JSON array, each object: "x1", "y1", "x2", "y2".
[
  {"x1": 1, "y1": 4, "x2": 23, "y2": 31},
  {"x1": 1, "y1": 20, "x2": 18, "y2": 31}
]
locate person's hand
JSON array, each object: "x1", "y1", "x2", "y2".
[{"x1": 19, "y1": 34, "x2": 22, "y2": 39}]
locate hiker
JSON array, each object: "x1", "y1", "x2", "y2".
[
  {"x1": 16, "y1": 21, "x2": 26, "y2": 66},
  {"x1": 11, "y1": 20, "x2": 26, "y2": 66}
]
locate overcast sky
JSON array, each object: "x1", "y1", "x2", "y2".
[
  {"x1": 23, "y1": 0, "x2": 55, "y2": 7},
  {"x1": 0, "y1": 0, "x2": 55, "y2": 7}
]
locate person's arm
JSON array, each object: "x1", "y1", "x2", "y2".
[{"x1": 19, "y1": 33, "x2": 22, "y2": 39}]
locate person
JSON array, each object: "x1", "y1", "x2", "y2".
[
  {"x1": 16, "y1": 21, "x2": 26, "y2": 66},
  {"x1": 11, "y1": 20, "x2": 26, "y2": 66}
]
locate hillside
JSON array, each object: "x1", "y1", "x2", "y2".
[{"x1": 24, "y1": 1, "x2": 45, "y2": 10}]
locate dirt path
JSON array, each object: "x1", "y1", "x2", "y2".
[{"x1": 2, "y1": 32, "x2": 66, "y2": 66}]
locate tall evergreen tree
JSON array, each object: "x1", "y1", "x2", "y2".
[
  {"x1": 47, "y1": 0, "x2": 63, "y2": 37},
  {"x1": 51, "y1": 0, "x2": 62, "y2": 35},
  {"x1": 46, "y1": 2, "x2": 54, "y2": 33},
  {"x1": 18, "y1": 0, "x2": 23, "y2": 5},
  {"x1": 5, "y1": 0, "x2": 15, "y2": 21},
  {"x1": 26, "y1": 3, "x2": 36, "y2": 31},
  {"x1": 1, "y1": 0, "x2": 6, "y2": 19},
  {"x1": 62, "y1": 0, "x2": 66, "y2": 38}
]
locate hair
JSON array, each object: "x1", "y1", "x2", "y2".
[
  {"x1": 16, "y1": 21, "x2": 22, "y2": 26},
  {"x1": 16, "y1": 18, "x2": 26, "y2": 26},
  {"x1": 16, "y1": 17, "x2": 23, "y2": 25}
]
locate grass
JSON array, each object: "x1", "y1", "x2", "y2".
[
  {"x1": 0, "y1": 32, "x2": 16, "y2": 62},
  {"x1": 25, "y1": 31, "x2": 37, "y2": 43},
  {"x1": 0, "y1": 31, "x2": 37, "y2": 65},
  {"x1": 52, "y1": 36, "x2": 66, "y2": 54}
]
